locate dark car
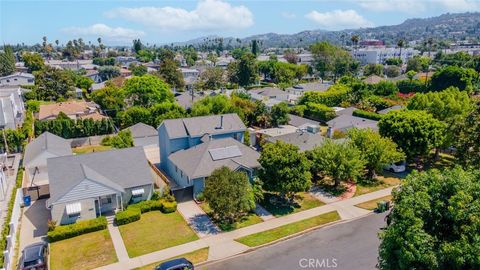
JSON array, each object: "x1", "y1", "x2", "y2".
[
  {"x1": 155, "y1": 258, "x2": 194, "y2": 270},
  {"x1": 19, "y1": 242, "x2": 48, "y2": 270}
]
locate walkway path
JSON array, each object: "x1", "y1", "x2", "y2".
[
  {"x1": 95, "y1": 186, "x2": 396, "y2": 270},
  {"x1": 254, "y1": 203, "x2": 275, "y2": 221},
  {"x1": 107, "y1": 224, "x2": 130, "y2": 262},
  {"x1": 176, "y1": 201, "x2": 220, "y2": 238},
  {"x1": 310, "y1": 182, "x2": 357, "y2": 204}
]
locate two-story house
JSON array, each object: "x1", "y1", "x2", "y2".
[{"x1": 158, "y1": 114, "x2": 260, "y2": 198}]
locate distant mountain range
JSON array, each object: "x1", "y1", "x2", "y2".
[{"x1": 174, "y1": 12, "x2": 480, "y2": 48}]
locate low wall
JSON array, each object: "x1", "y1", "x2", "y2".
[
  {"x1": 67, "y1": 134, "x2": 113, "y2": 148},
  {"x1": 2, "y1": 188, "x2": 23, "y2": 270}
]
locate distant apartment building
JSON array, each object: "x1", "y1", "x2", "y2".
[
  {"x1": 352, "y1": 48, "x2": 420, "y2": 65},
  {"x1": 359, "y1": 39, "x2": 385, "y2": 47},
  {"x1": 45, "y1": 60, "x2": 96, "y2": 71}
]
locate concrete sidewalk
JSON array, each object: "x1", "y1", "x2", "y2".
[
  {"x1": 107, "y1": 224, "x2": 130, "y2": 262},
  {"x1": 95, "y1": 186, "x2": 396, "y2": 270}
]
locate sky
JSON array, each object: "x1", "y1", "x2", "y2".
[{"x1": 1, "y1": 0, "x2": 479, "y2": 46}]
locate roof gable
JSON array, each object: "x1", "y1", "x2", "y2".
[{"x1": 24, "y1": 132, "x2": 72, "y2": 167}]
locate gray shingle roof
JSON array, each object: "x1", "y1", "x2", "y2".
[
  {"x1": 265, "y1": 131, "x2": 326, "y2": 152},
  {"x1": 168, "y1": 137, "x2": 260, "y2": 179},
  {"x1": 160, "y1": 113, "x2": 246, "y2": 139},
  {"x1": 125, "y1": 122, "x2": 157, "y2": 138},
  {"x1": 249, "y1": 87, "x2": 286, "y2": 97},
  {"x1": 377, "y1": 105, "x2": 404, "y2": 115},
  {"x1": 24, "y1": 132, "x2": 72, "y2": 167},
  {"x1": 286, "y1": 82, "x2": 331, "y2": 92},
  {"x1": 287, "y1": 114, "x2": 319, "y2": 128},
  {"x1": 47, "y1": 147, "x2": 154, "y2": 204},
  {"x1": 327, "y1": 114, "x2": 378, "y2": 131}
]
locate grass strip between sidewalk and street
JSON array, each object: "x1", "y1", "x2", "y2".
[
  {"x1": 235, "y1": 211, "x2": 340, "y2": 247},
  {"x1": 133, "y1": 247, "x2": 209, "y2": 270},
  {"x1": 355, "y1": 195, "x2": 393, "y2": 210}
]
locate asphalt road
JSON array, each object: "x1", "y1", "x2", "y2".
[{"x1": 203, "y1": 212, "x2": 387, "y2": 270}]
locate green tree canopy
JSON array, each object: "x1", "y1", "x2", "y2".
[
  {"x1": 406, "y1": 55, "x2": 430, "y2": 72},
  {"x1": 157, "y1": 59, "x2": 184, "y2": 90},
  {"x1": 311, "y1": 41, "x2": 357, "y2": 81},
  {"x1": 307, "y1": 140, "x2": 365, "y2": 187},
  {"x1": 379, "y1": 168, "x2": 480, "y2": 270},
  {"x1": 347, "y1": 128, "x2": 405, "y2": 179},
  {"x1": 129, "y1": 63, "x2": 148, "y2": 76},
  {"x1": 22, "y1": 52, "x2": 45, "y2": 73},
  {"x1": 124, "y1": 74, "x2": 173, "y2": 107},
  {"x1": 0, "y1": 45, "x2": 16, "y2": 76},
  {"x1": 455, "y1": 101, "x2": 480, "y2": 169},
  {"x1": 270, "y1": 102, "x2": 290, "y2": 127},
  {"x1": 204, "y1": 166, "x2": 255, "y2": 223},
  {"x1": 259, "y1": 141, "x2": 311, "y2": 200},
  {"x1": 364, "y1": 64, "x2": 384, "y2": 77},
  {"x1": 90, "y1": 85, "x2": 126, "y2": 116},
  {"x1": 34, "y1": 66, "x2": 75, "y2": 100},
  {"x1": 430, "y1": 66, "x2": 478, "y2": 93},
  {"x1": 378, "y1": 110, "x2": 445, "y2": 161}
]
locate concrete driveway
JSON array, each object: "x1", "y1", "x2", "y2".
[
  {"x1": 19, "y1": 199, "x2": 51, "y2": 251},
  {"x1": 176, "y1": 201, "x2": 220, "y2": 238}
]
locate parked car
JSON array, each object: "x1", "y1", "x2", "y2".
[
  {"x1": 155, "y1": 258, "x2": 194, "y2": 270},
  {"x1": 384, "y1": 161, "x2": 406, "y2": 173},
  {"x1": 19, "y1": 242, "x2": 48, "y2": 270}
]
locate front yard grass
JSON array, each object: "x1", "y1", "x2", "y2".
[
  {"x1": 133, "y1": 247, "x2": 209, "y2": 270},
  {"x1": 354, "y1": 175, "x2": 401, "y2": 197},
  {"x1": 119, "y1": 211, "x2": 199, "y2": 258},
  {"x1": 355, "y1": 195, "x2": 393, "y2": 210},
  {"x1": 50, "y1": 229, "x2": 117, "y2": 270},
  {"x1": 260, "y1": 192, "x2": 324, "y2": 217},
  {"x1": 199, "y1": 202, "x2": 263, "y2": 231},
  {"x1": 72, "y1": 145, "x2": 112, "y2": 154},
  {"x1": 235, "y1": 211, "x2": 340, "y2": 247}
]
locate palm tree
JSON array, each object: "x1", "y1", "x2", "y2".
[
  {"x1": 397, "y1": 39, "x2": 405, "y2": 59},
  {"x1": 351, "y1": 35, "x2": 359, "y2": 53},
  {"x1": 427, "y1": 38, "x2": 434, "y2": 58}
]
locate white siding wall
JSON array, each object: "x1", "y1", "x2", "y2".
[
  {"x1": 51, "y1": 198, "x2": 96, "y2": 225},
  {"x1": 54, "y1": 179, "x2": 120, "y2": 204}
]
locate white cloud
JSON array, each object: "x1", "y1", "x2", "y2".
[
  {"x1": 305, "y1": 9, "x2": 374, "y2": 30},
  {"x1": 105, "y1": 0, "x2": 254, "y2": 31},
  {"x1": 63, "y1": 24, "x2": 144, "y2": 42},
  {"x1": 357, "y1": 0, "x2": 426, "y2": 13},
  {"x1": 281, "y1": 12, "x2": 296, "y2": 19}
]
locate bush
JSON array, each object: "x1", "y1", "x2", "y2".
[
  {"x1": 299, "y1": 84, "x2": 350, "y2": 107},
  {"x1": 195, "y1": 192, "x2": 205, "y2": 202},
  {"x1": 114, "y1": 208, "x2": 141, "y2": 225},
  {"x1": 353, "y1": 110, "x2": 384, "y2": 121},
  {"x1": 396, "y1": 79, "x2": 426, "y2": 93},
  {"x1": 128, "y1": 200, "x2": 162, "y2": 213},
  {"x1": 161, "y1": 200, "x2": 177, "y2": 213},
  {"x1": 26, "y1": 100, "x2": 40, "y2": 112},
  {"x1": 373, "y1": 81, "x2": 398, "y2": 96},
  {"x1": 303, "y1": 103, "x2": 336, "y2": 122},
  {"x1": 47, "y1": 216, "x2": 107, "y2": 242},
  {"x1": 365, "y1": 95, "x2": 395, "y2": 111}
]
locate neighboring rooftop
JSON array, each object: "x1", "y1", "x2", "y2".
[
  {"x1": 265, "y1": 131, "x2": 326, "y2": 152},
  {"x1": 126, "y1": 123, "x2": 157, "y2": 138},
  {"x1": 175, "y1": 92, "x2": 202, "y2": 110},
  {"x1": 256, "y1": 125, "x2": 299, "y2": 137},
  {"x1": 24, "y1": 132, "x2": 72, "y2": 167},
  {"x1": 327, "y1": 114, "x2": 378, "y2": 131},
  {"x1": 288, "y1": 114, "x2": 320, "y2": 128},
  {"x1": 378, "y1": 105, "x2": 404, "y2": 115},
  {"x1": 362, "y1": 75, "x2": 385, "y2": 84},
  {"x1": 161, "y1": 113, "x2": 246, "y2": 139},
  {"x1": 38, "y1": 100, "x2": 107, "y2": 121},
  {"x1": 286, "y1": 82, "x2": 331, "y2": 93},
  {"x1": 47, "y1": 147, "x2": 154, "y2": 204},
  {"x1": 168, "y1": 137, "x2": 260, "y2": 179},
  {"x1": 249, "y1": 87, "x2": 287, "y2": 97}
]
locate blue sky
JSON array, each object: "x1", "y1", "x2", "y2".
[{"x1": 1, "y1": 0, "x2": 479, "y2": 45}]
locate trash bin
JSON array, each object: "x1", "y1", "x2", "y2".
[
  {"x1": 23, "y1": 195, "x2": 31, "y2": 207},
  {"x1": 377, "y1": 200, "x2": 387, "y2": 212}
]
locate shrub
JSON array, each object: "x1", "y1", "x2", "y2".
[
  {"x1": 396, "y1": 79, "x2": 426, "y2": 93},
  {"x1": 47, "y1": 216, "x2": 107, "y2": 242},
  {"x1": 299, "y1": 84, "x2": 350, "y2": 107},
  {"x1": 195, "y1": 192, "x2": 205, "y2": 202},
  {"x1": 128, "y1": 200, "x2": 162, "y2": 213},
  {"x1": 161, "y1": 200, "x2": 177, "y2": 213},
  {"x1": 303, "y1": 103, "x2": 336, "y2": 122},
  {"x1": 114, "y1": 208, "x2": 141, "y2": 225},
  {"x1": 353, "y1": 110, "x2": 384, "y2": 121}
]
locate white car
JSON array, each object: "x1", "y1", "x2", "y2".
[{"x1": 384, "y1": 161, "x2": 406, "y2": 173}]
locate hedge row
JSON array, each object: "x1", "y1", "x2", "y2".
[
  {"x1": 353, "y1": 110, "x2": 384, "y2": 121},
  {"x1": 0, "y1": 169, "x2": 24, "y2": 267},
  {"x1": 47, "y1": 216, "x2": 107, "y2": 242},
  {"x1": 114, "y1": 199, "x2": 177, "y2": 225}
]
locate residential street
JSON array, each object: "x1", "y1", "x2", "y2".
[{"x1": 203, "y1": 212, "x2": 387, "y2": 270}]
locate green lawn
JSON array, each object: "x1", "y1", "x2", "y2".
[
  {"x1": 260, "y1": 192, "x2": 324, "y2": 217},
  {"x1": 355, "y1": 176, "x2": 401, "y2": 197},
  {"x1": 119, "y1": 211, "x2": 199, "y2": 257},
  {"x1": 355, "y1": 195, "x2": 393, "y2": 210},
  {"x1": 50, "y1": 230, "x2": 118, "y2": 270},
  {"x1": 133, "y1": 247, "x2": 209, "y2": 270},
  {"x1": 72, "y1": 145, "x2": 112, "y2": 154},
  {"x1": 199, "y1": 202, "x2": 263, "y2": 231},
  {"x1": 236, "y1": 211, "x2": 340, "y2": 247}
]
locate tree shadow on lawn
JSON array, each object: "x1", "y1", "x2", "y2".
[{"x1": 260, "y1": 193, "x2": 303, "y2": 216}]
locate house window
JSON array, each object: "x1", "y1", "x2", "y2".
[
  {"x1": 101, "y1": 197, "x2": 112, "y2": 204},
  {"x1": 132, "y1": 188, "x2": 145, "y2": 199}
]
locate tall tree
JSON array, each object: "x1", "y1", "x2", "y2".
[
  {"x1": 455, "y1": 101, "x2": 480, "y2": 169},
  {"x1": 98, "y1": 66, "x2": 121, "y2": 81},
  {"x1": 430, "y1": 66, "x2": 478, "y2": 93},
  {"x1": 0, "y1": 45, "x2": 16, "y2": 76},
  {"x1": 204, "y1": 167, "x2": 255, "y2": 223},
  {"x1": 157, "y1": 59, "x2": 185, "y2": 90},
  {"x1": 123, "y1": 74, "x2": 174, "y2": 107},
  {"x1": 90, "y1": 85, "x2": 126, "y2": 116},
  {"x1": 22, "y1": 52, "x2": 45, "y2": 72},
  {"x1": 251, "y1": 39, "x2": 259, "y2": 56},
  {"x1": 270, "y1": 102, "x2": 290, "y2": 127},
  {"x1": 378, "y1": 110, "x2": 445, "y2": 161},
  {"x1": 311, "y1": 41, "x2": 356, "y2": 82},
  {"x1": 259, "y1": 141, "x2": 311, "y2": 201},
  {"x1": 397, "y1": 39, "x2": 405, "y2": 58},
  {"x1": 236, "y1": 52, "x2": 258, "y2": 87},
  {"x1": 379, "y1": 168, "x2": 480, "y2": 270},
  {"x1": 347, "y1": 129, "x2": 405, "y2": 179},
  {"x1": 308, "y1": 140, "x2": 365, "y2": 187},
  {"x1": 35, "y1": 66, "x2": 75, "y2": 100}
]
